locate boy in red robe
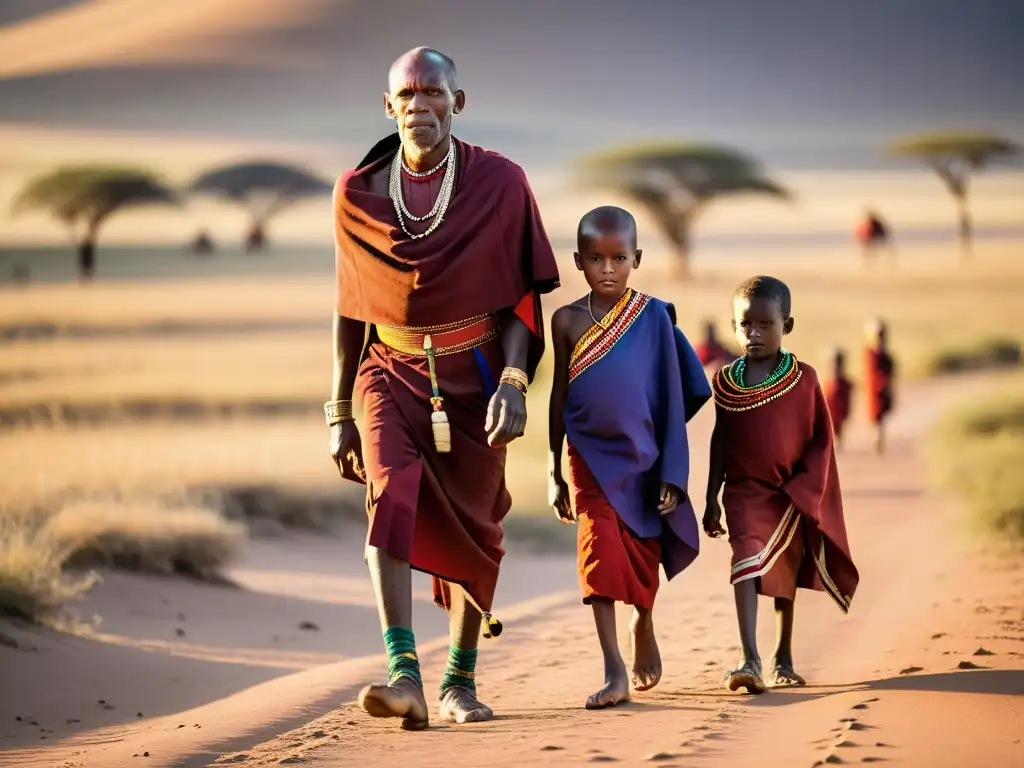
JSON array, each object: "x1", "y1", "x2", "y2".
[
  {"x1": 823, "y1": 347, "x2": 853, "y2": 451},
  {"x1": 864, "y1": 318, "x2": 895, "y2": 454},
  {"x1": 703, "y1": 276, "x2": 859, "y2": 694},
  {"x1": 548, "y1": 207, "x2": 710, "y2": 709}
]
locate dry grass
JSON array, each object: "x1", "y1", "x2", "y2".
[
  {"x1": 928, "y1": 391, "x2": 1024, "y2": 540},
  {"x1": 0, "y1": 498, "x2": 246, "y2": 622},
  {"x1": 0, "y1": 509, "x2": 97, "y2": 622}
]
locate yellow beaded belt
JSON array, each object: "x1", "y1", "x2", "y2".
[{"x1": 376, "y1": 314, "x2": 497, "y2": 357}]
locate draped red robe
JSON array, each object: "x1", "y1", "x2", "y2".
[
  {"x1": 712, "y1": 360, "x2": 859, "y2": 612},
  {"x1": 335, "y1": 135, "x2": 560, "y2": 614}
]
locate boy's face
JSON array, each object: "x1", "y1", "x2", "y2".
[
  {"x1": 573, "y1": 229, "x2": 640, "y2": 300},
  {"x1": 731, "y1": 296, "x2": 793, "y2": 360}
]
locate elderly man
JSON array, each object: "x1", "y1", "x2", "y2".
[{"x1": 327, "y1": 47, "x2": 560, "y2": 731}]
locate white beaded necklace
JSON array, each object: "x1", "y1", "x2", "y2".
[{"x1": 388, "y1": 140, "x2": 457, "y2": 239}]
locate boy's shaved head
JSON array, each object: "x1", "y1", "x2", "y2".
[
  {"x1": 734, "y1": 275, "x2": 792, "y2": 319},
  {"x1": 577, "y1": 205, "x2": 637, "y2": 249}
]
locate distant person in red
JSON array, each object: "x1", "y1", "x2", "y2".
[
  {"x1": 822, "y1": 347, "x2": 853, "y2": 451},
  {"x1": 694, "y1": 320, "x2": 735, "y2": 372},
  {"x1": 864, "y1": 319, "x2": 895, "y2": 454},
  {"x1": 855, "y1": 208, "x2": 892, "y2": 264}
]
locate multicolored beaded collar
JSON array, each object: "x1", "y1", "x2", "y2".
[{"x1": 712, "y1": 350, "x2": 802, "y2": 412}]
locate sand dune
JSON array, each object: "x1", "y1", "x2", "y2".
[{"x1": 0, "y1": 0, "x2": 340, "y2": 79}]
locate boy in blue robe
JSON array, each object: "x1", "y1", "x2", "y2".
[{"x1": 548, "y1": 206, "x2": 711, "y2": 709}]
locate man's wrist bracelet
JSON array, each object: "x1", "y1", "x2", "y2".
[{"x1": 324, "y1": 399, "x2": 355, "y2": 426}]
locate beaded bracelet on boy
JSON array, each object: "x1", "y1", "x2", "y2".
[{"x1": 324, "y1": 399, "x2": 355, "y2": 426}]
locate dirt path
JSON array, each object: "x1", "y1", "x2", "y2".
[{"x1": 6, "y1": 375, "x2": 1023, "y2": 768}]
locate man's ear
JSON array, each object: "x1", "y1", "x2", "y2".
[
  {"x1": 633, "y1": 249, "x2": 643, "y2": 268},
  {"x1": 573, "y1": 252, "x2": 583, "y2": 271},
  {"x1": 384, "y1": 93, "x2": 396, "y2": 120},
  {"x1": 783, "y1": 316, "x2": 795, "y2": 335},
  {"x1": 453, "y1": 90, "x2": 466, "y2": 114}
]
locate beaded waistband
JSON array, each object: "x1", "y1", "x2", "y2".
[{"x1": 376, "y1": 314, "x2": 497, "y2": 356}]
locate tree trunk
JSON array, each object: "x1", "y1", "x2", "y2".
[
  {"x1": 955, "y1": 194, "x2": 972, "y2": 260},
  {"x1": 669, "y1": 217, "x2": 694, "y2": 281},
  {"x1": 77, "y1": 239, "x2": 96, "y2": 282},
  {"x1": 245, "y1": 220, "x2": 267, "y2": 252}
]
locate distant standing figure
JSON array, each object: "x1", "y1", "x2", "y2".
[
  {"x1": 822, "y1": 347, "x2": 853, "y2": 451},
  {"x1": 855, "y1": 208, "x2": 892, "y2": 263},
  {"x1": 694, "y1": 320, "x2": 735, "y2": 372},
  {"x1": 864, "y1": 319, "x2": 895, "y2": 454},
  {"x1": 191, "y1": 230, "x2": 215, "y2": 254}
]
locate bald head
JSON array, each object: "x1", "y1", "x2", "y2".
[
  {"x1": 577, "y1": 205, "x2": 638, "y2": 251},
  {"x1": 389, "y1": 47, "x2": 458, "y2": 91}
]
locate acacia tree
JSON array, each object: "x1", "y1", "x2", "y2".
[
  {"x1": 12, "y1": 166, "x2": 177, "y2": 281},
  {"x1": 888, "y1": 132, "x2": 1020, "y2": 258},
  {"x1": 188, "y1": 161, "x2": 333, "y2": 251},
  {"x1": 577, "y1": 143, "x2": 791, "y2": 278}
]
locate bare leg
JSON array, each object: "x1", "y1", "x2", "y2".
[
  {"x1": 586, "y1": 598, "x2": 630, "y2": 709},
  {"x1": 726, "y1": 580, "x2": 765, "y2": 694},
  {"x1": 357, "y1": 546, "x2": 429, "y2": 730},
  {"x1": 874, "y1": 421, "x2": 886, "y2": 455},
  {"x1": 769, "y1": 597, "x2": 805, "y2": 687},
  {"x1": 630, "y1": 606, "x2": 662, "y2": 691},
  {"x1": 438, "y1": 585, "x2": 493, "y2": 724}
]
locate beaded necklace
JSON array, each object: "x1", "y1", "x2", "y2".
[{"x1": 713, "y1": 350, "x2": 802, "y2": 412}]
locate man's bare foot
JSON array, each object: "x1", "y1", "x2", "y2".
[
  {"x1": 359, "y1": 675, "x2": 429, "y2": 730},
  {"x1": 585, "y1": 667, "x2": 630, "y2": 709},
  {"x1": 725, "y1": 659, "x2": 766, "y2": 695},
  {"x1": 630, "y1": 609, "x2": 662, "y2": 691},
  {"x1": 438, "y1": 686, "x2": 493, "y2": 724},
  {"x1": 769, "y1": 656, "x2": 806, "y2": 688}
]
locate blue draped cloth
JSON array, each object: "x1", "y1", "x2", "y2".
[{"x1": 565, "y1": 292, "x2": 711, "y2": 579}]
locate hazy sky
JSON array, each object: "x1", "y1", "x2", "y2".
[{"x1": 0, "y1": 0, "x2": 1021, "y2": 170}]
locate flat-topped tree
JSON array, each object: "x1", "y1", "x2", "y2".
[
  {"x1": 11, "y1": 166, "x2": 177, "y2": 281},
  {"x1": 577, "y1": 143, "x2": 791, "y2": 278},
  {"x1": 189, "y1": 161, "x2": 333, "y2": 252},
  {"x1": 888, "y1": 132, "x2": 1021, "y2": 258}
]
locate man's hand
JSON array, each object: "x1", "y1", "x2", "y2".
[
  {"x1": 658, "y1": 483, "x2": 684, "y2": 515},
  {"x1": 485, "y1": 383, "x2": 527, "y2": 448},
  {"x1": 703, "y1": 497, "x2": 727, "y2": 538},
  {"x1": 329, "y1": 420, "x2": 366, "y2": 484},
  {"x1": 549, "y1": 474, "x2": 575, "y2": 524}
]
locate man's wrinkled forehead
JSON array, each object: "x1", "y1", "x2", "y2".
[{"x1": 388, "y1": 55, "x2": 453, "y2": 92}]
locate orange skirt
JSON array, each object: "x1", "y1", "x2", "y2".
[{"x1": 568, "y1": 445, "x2": 661, "y2": 610}]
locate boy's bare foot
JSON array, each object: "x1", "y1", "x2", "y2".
[
  {"x1": 769, "y1": 657, "x2": 806, "y2": 687},
  {"x1": 585, "y1": 667, "x2": 631, "y2": 709},
  {"x1": 438, "y1": 686, "x2": 494, "y2": 724},
  {"x1": 359, "y1": 675, "x2": 429, "y2": 730},
  {"x1": 725, "y1": 659, "x2": 766, "y2": 694},
  {"x1": 630, "y1": 609, "x2": 662, "y2": 691}
]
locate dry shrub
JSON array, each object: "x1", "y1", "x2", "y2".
[
  {"x1": 924, "y1": 337, "x2": 1022, "y2": 377},
  {"x1": 929, "y1": 394, "x2": 1024, "y2": 539},
  {"x1": 0, "y1": 500, "x2": 246, "y2": 622},
  {"x1": 47, "y1": 501, "x2": 246, "y2": 581},
  {"x1": 0, "y1": 509, "x2": 97, "y2": 622}
]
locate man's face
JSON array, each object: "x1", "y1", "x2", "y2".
[{"x1": 384, "y1": 58, "x2": 463, "y2": 153}]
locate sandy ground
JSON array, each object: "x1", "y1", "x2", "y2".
[{"x1": 2, "y1": 373, "x2": 1021, "y2": 768}]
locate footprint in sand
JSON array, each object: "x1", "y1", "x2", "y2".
[
  {"x1": 956, "y1": 661, "x2": 987, "y2": 670},
  {"x1": 973, "y1": 647, "x2": 995, "y2": 656},
  {"x1": 930, "y1": 632, "x2": 946, "y2": 640},
  {"x1": 541, "y1": 746, "x2": 564, "y2": 752},
  {"x1": 898, "y1": 666, "x2": 923, "y2": 675},
  {"x1": 644, "y1": 752, "x2": 679, "y2": 762},
  {"x1": 588, "y1": 756, "x2": 619, "y2": 763}
]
